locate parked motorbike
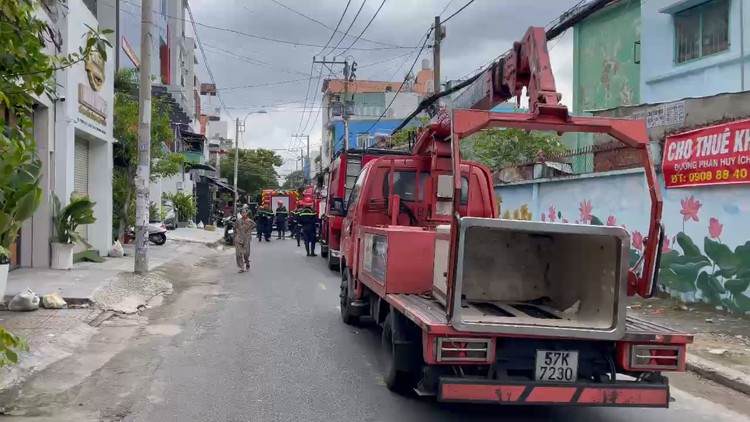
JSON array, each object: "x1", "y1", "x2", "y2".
[
  {"x1": 223, "y1": 216, "x2": 236, "y2": 246},
  {"x1": 127, "y1": 221, "x2": 168, "y2": 246},
  {"x1": 215, "y1": 208, "x2": 226, "y2": 228}
]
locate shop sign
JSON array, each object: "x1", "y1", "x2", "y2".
[
  {"x1": 663, "y1": 119, "x2": 750, "y2": 188},
  {"x1": 78, "y1": 83, "x2": 107, "y2": 126},
  {"x1": 630, "y1": 101, "x2": 686, "y2": 129}
]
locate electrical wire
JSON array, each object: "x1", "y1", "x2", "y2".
[
  {"x1": 364, "y1": 29, "x2": 431, "y2": 134},
  {"x1": 439, "y1": 0, "x2": 455, "y2": 16},
  {"x1": 118, "y1": 0, "x2": 414, "y2": 51},
  {"x1": 268, "y1": 0, "x2": 403, "y2": 47},
  {"x1": 440, "y1": 0, "x2": 476, "y2": 23},
  {"x1": 186, "y1": 2, "x2": 231, "y2": 118},
  {"x1": 202, "y1": 43, "x2": 310, "y2": 76},
  {"x1": 301, "y1": 65, "x2": 325, "y2": 134},
  {"x1": 329, "y1": 0, "x2": 369, "y2": 53},
  {"x1": 316, "y1": 0, "x2": 353, "y2": 56},
  {"x1": 338, "y1": 0, "x2": 389, "y2": 56},
  {"x1": 295, "y1": 62, "x2": 317, "y2": 134}
]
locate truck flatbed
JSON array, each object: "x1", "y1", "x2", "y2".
[{"x1": 387, "y1": 293, "x2": 693, "y2": 345}]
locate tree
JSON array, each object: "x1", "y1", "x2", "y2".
[
  {"x1": 112, "y1": 69, "x2": 186, "y2": 240},
  {"x1": 389, "y1": 116, "x2": 430, "y2": 149},
  {"x1": 220, "y1": 148, "x2": 283, "y2": 195},
  {"x1": 460, "y1": 128, "x2": 568, "y2": 171},
  {"x1": 0, "y1": 0, "x2": 111, "y2": 367},
  {"x1": 282, "y1": 170, "x2": 305, "y2": 189}
]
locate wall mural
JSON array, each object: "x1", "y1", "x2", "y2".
[{"x1": 496, "y1": 173, "x2": 750, "y2": 315}]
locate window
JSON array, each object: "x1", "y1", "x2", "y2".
[
  {"x1": 382, "y1": 171, "x2": 430, "y2": 202},
  {"x1": 347, "y1": 167, "x2": 369, "y2": 209},
  {"x1": 460, "y1": 176, "x2": 469, "y2": 205},
  {"x1": 674, "y1": 0, "x2": 729, "y2": 64}
]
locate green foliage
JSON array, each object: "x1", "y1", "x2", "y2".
[
  {"x1": 220, "y1": 148, "x2": 283, "y2": 195},
  {"x1": 282, "y1": 170, "x2": 305, "y2": 189},
  {"x1": 166, "y1": 192, "x2": 197, "y2": 222},
  {"x1": 389, "y1": 117, "x2": 430, "y2": 149},
  {"x1": 460, "y1": 128, "x2": 568, "y2": 171},
  {"x1": 112, "y1": 69, "x2": 183, "y2": 239},
  {"x1": 657, "y1": 232, "x2": 750, "y2": 314},
  {"x1": 1, "y1": 0, "x2": 110, "y2": 366},
  {"x1": 0, "y1": 326, "x2": 29, "y2": 367},
  {"x1": 52, "y1": 193, "x2": 97, "y2": 247}
]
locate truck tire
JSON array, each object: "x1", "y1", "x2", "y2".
[
  {"x1": 327, "y1": 252, "x2": 339, "y2": 271},
  {"x1": 382, "y1": 311, "x2": 419, "y2": 394},
  {"x1": 339, "y1": 269, "x2": 359, "y2": 325}
]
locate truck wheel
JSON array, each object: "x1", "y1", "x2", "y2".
[
  {"x1": 327, "y1": 252, "x2": 339, "y2": 271},
  {"x1": 340, "y1": 269, "x2": 359, "y2": 325},
  {"x1": 382, "y1": 312, "x2": 418, "y2": 394}
]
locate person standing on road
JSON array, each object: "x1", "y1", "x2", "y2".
[
  {"x1": 235, "y1": 208, "x2": 256, "y2": 272},
  {"x1": 275, "y1": 201, "x2": 288, "y2": 239},
  {"x1": 289, "y1": 201, "x2": 302, "y2": 247},
  {"x1": 255, "y1": 204, "x2": 273, "y2": 242},
  {"x1": 297, "y1": 203, "x2": 319, "y2": 257}
]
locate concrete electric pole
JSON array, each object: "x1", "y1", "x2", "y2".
[
  {"x1": 233, "y1": 110, "x2": 268, "y2": 216},
  {"x1": 433, "y1": 16, "x2": 445, "y2": 94},
  {"x1": 134, "y1": 0, "x2": 153, "y2": 274},
  {"x1": 291, "y1": 134, "x2": 311, "y2": 182}
]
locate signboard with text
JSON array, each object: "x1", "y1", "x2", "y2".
[{"x1": 663, "y1": 119, "x2": 750, "y2": 188}]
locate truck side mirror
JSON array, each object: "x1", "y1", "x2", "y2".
[{"x1": 330, "y1": 197, "x2": 346, "y2": 216}]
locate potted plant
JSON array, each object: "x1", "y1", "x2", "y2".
[
  {"x1": 167, "y1": 192, "x2": 197, "y2": 228},
  {"x1": 51, "y1": 193, "x2": 96, "y2": 270}
]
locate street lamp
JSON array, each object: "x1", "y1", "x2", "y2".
[{"x1": 234, "y1": 110, "x2": 267, "y2": 215}]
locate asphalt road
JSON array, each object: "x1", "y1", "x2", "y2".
[{"x1": 116, "y1": 238, "x2": 749, "y2": 422}]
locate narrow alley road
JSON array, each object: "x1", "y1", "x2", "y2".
[
  {"x1": 120, "y1": 239, "x2": 749, "y2": 422},
  {"x1": 2, "y1": 239, "x2": 749, "y2": 421}
]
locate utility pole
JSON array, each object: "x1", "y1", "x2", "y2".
[
  {"x1": 233, "y1": 117, "x2": 243, "y2": 216},
  {"x1": 134, "y1": 0, "x2": 153, "y2": 274},
  {"x1": 313, "y1": 57, "x2": 355, "y2": 154},
  {"x1": 291, "y1": 134, "x2": 310, "y2": 182},
  {"x1": 433, "y1": 16, "x2": 445, "y2": 94}
]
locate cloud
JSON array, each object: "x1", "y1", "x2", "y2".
[{"x1": 188, "y1": 0, "x2": 580, "y2": 177}]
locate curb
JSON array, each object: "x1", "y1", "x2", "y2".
[
  {"x1": 168, "y1": 237, "x2": 223, "y2": 248},
  {"x1": 687, "y1": 354, "x2": 750, "y2": 395}
]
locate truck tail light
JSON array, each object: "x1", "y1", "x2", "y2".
[
  {"x1": 436, "y1": 337, "x2": 493, "y2": 363},
  {"x1": 628, "y1": 345, "x2": 684, "y2": 371}
]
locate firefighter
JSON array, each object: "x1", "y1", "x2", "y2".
[
  {"x1": 255, "y1": 204, "x2": 273, "y2": 242},
  {"x1": 289, "y1": 201, "x2": 303, "y2": 247},
  {"x1": 275, "y1": 201, "x2": 288, "y2": 239},
  {"x1": 297, "y1": 202, "x2": 319, "y2": 257}
]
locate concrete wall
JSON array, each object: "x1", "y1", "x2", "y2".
[
  {"x1": 497, "y1": 168, "x2": 750, "y2": 314},
  {"x1": 641, "y1": 0, "x2": 750, "y2": 103},
  {"x1": 573, "y1": 0, "x2": 641, "y2": 114}
]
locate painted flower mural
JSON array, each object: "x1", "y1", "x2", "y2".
[
  {"x1": 579, "y1": 200, "x2": 593, "y2": 223},
  {"x1": 709, "y1": 217, "x2": 723, "y2": 240},
  {"x1": 632, "y1": 231, "x2": 644, "y2": 251},
  {"x1": 606, "y1": 216, "x2": 616, "y2": 226}
]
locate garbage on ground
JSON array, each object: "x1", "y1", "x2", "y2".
[
  {"x1": 630, "y1": 303, "x2": 642, "y2": 310},
  {"x1": 8, "y1": 289, "x2": 40, "y2": 312},
  {"x1": 708, "y1": 348, "x2": 728, "y2": 356},
  {"x1": 197, "y1": 221, "x2": 204, "y2": 229},
  {"x1": 705, "y1": 318, "x2": 714, "y2": 323},
  {"x1": 41, "y1": 293, "x2": 68, "y2": 309},
  {"x1": 109, "y1": 240, "x2": 124, "y2": 258}
]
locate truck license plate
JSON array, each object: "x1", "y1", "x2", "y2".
[{"x1": 535, "y1": 350, "x2": 578, "y2": 382}]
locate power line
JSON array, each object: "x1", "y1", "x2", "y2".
[
  {"x1": 339, "y1": 0, "x2": 389, "y2": 56},
  {"x1": 268, "y1": 0, "x2": 402, "y2": 47},
  {"x1": 202, "y1": 43, "x2": 310, "y2": 76},
  {"x1": 441, "y1": 0, "x2": 476, "y2": 23},
  {"x1": 364, "y1": 28, "x2": 431, "y2": 133},
  {"x1": 316, "y1": 0, "x2": 353, "y2": 56},
  {"x1": 295, "y1": 62, "x2": 317, "y2": 133},
  {"x1": 301, "y1": 65, "x2": 325, "y2": 134},
  {"x1": 329, "y1": 0, "x2": 369, "y2": 53},
  {"x1": 186, "y1": 2, "x2": 231, "y2": 118},
  {"x1": 118, "y1": 0, "x2": 414, "y2": 51},
  {"x1": 439, "y1": 0, "x2": 455, "y2": 16}
]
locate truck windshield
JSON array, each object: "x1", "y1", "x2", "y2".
[
  {"x1": 347, "y1": 166, "x2": 369, "y2": 208},
  {"x1": 383, "y1": 171, "x2": 430, "y2": 202}
]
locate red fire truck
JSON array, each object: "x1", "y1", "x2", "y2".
[
  {"x1": 331, "y1": 26, "x2": 692, "y2": 407},
  {"x1": 319, "y1": 148, "x2": 411, "y2": 270}
]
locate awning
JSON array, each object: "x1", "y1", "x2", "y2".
[
  {"x1": 185, "y1": 162, "x2": 217, "y2": 172},
  {"x1": 207, "y1": 177, "x2": 236, "y2": 193}
]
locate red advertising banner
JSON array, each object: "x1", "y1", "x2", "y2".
[{"x1": 662, "y1": 119, "x2": 750, "y2": 188}]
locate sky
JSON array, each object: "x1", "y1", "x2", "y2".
[{"x1": 187, "y1": 0, "x2": 580, "y2": 180}]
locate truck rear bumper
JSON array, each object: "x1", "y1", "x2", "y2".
[{"x1": 438, "y1": 378, "x2": 669, "y2": 408}]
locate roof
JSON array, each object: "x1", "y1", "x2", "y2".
[{"x1": 323, "y1": 79, "x2": 404, "y2": 94}]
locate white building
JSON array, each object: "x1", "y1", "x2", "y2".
[
  {"x1": 641, "y1": 0, "x2": 745, "y2": 103},
  {"x1": 18, "y1": 0, "x2": 116, "y2": 269}
]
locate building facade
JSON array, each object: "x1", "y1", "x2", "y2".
[{"x1": 18, "y1": 0, "x2": 116, "y2": 269}]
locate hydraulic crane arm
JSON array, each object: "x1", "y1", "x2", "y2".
[{"x1": 410, "y1": 27, "x2": 662, "y2": 303}]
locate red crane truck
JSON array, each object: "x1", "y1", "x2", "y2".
[
  {"x1": 320, "y1": 148, "x2": 411, "y2": 270},
  {"x1": 330, "y1": 27, "x2": 692, "y2": 407}
]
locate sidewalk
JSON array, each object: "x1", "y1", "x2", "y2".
[
  {"x1": 168, "y1": 227, "x2": 223, "y2": 245},
  {"x1": 630, "y1": 296, "x2": 750, "y2": 394}
]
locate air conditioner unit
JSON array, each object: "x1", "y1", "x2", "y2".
[{"x1": 176, "y1": 181, "x2": 184, "y2": 190}]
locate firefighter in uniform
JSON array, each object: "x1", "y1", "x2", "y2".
[
  {"x1": 255, "y1": 204, "x2": 273, "y2": 242},
  {"x1": 297, "y1": 202, "x2": 319, "y2": 256},
  {"x1": 289, "y1": 201, "x2": 303, "y2": 247},
  {"x1": 275, "y1": 201, "x2": 288, "y2": 239}
]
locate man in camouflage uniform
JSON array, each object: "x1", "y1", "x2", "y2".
[{"x1": 235, "y1": 208, "x2": 256, "y2": 272}]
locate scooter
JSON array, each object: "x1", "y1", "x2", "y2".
[
  {"x1": 127, "y1": 222, "x2": 168, "y2": 246},
  {"x1": 223, "y1": 216, "x2": 236, "y2": 246}
]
